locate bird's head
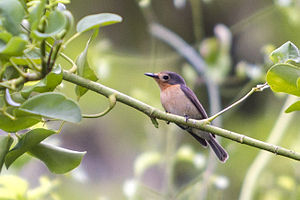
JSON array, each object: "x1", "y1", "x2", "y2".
[{"x1": 144, "y1": 71, "x2": 186, "y2": 90}]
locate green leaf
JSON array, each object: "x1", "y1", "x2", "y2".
[
  {"x1": 0, "y1": 36, "x2": 27, "y2": 57},
  {"x1": 20, "y1": 92, "x2": 82, "y2": 123},
  {"x1": 266, "y1": 63, "x2": 300, "y2": 96},
  {"x1": 21, "y1": 65, "x2": 63, "y2": 98},
  {"x1": 28, "y1": 143, "x2": 86, "y2": 174},
  {"x1": 270, "y1": 41, "x2": 300, "y2": 64},
  {"x1": 0, "y1": 109, "x2": 41, "y2": 132},
  {"x1": 76, "y1": 13, "x2": 122, "y2": 33},
  {"x1": 75, "y1": 38, "x2": 98, "y2": 98},
  {"x1": 5, "y1": 128, "x2": 56, "y2": 168},
  {"x1": 285, "y1": 100, "x2": 300, "y2": 113},
  {"x1": 0, "y1": 32, "x2": 12, "y2": 43},
  {"x1": 0, "y1": 0, "x2": 25, "y2": 35},
  {"x1": 0, "y1": 134, "x2": 13, "y2": 172},
  {"x1": 28, "y1": 0, "x2": 46, "y2": 32},
  {"x1": 33, "y1": 10, "x2": 67, "y2": 39},
  {"x1": 10, "y1": 48, "x2": 41, "y2": 65}
]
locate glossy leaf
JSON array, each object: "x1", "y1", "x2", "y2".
[
  {"x1": 28, "y1": 0, "x2": 46, "y2": 31},
  {"x1": 76, "y1": 13, "x2": 122, "y2": 33},
  {"x1": 0, "y1": 36, "x2": 27, "y2": 57},
  {"x1": 20, "y1": 92, "x2": 82, "y2": 123},
  {"x1": 285, "y1": 100, "x2": 300, "y2": 113},
  {"x1": 10, "y1": 48, "x2": 41, "y2": 65},
  {"x1": 0, "y1": 109, "x2": 41, "y2": 132},
  {"x1": 75, "y1": 38, "x2": 98, "y2": 98},
  {"x1": 28, "y1": 143, "x2": 86, "y2": 174},
  {"x1": 33, "y1": 10, "x2": 67, "y2": 38},
  {"x1": 21, "y1": 65, "x2": 63, "y2": 98},
  {"x1": 0, "y1": 32, "x2": 12, "y2": 43},
  {"x1": 0, "y1": 134, "x2": 13, "y2": 172},
  {"x1": 270, "y1": 41, "x2": 300, "y2": 64},
  {"x1": 5, "y1": 128, "x2": 56, "y2": 168},
  {"x1": 0, "y1": 0, "x2": 25, "y2": 35},
  {"x1": 266, "y1": 63, "x2": 300, "y2": 96}
]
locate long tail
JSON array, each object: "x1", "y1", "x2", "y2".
[{"x1": 207, "y1": 137, "x2": 229, "y2": 162}]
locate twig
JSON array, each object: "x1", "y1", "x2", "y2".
[
  {"x1": 82, "y1": 94, "x2": 117, "y2": 118},
  {"x1": 207, "y1": 83, "x2": 270, "y2": 122},
  {"x1": 62, "y1": 71, "x2": 300, "y2": 161}
]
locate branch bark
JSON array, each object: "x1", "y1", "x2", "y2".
[{"x1": 62, "y1": 71, "x2": 300, "y2": 161}]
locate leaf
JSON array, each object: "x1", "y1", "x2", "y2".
[
  {"x1": 285, "y1": 100, "x2": 300, "y2": 113},
  {"x1": 20, "y1": 92, "x2": 82, "y2": 123},
  {"x1": 28, "y1": 0, "x2": 46, "y2": 32},
  {"x1": 0, "y1": 0, "x2": 25, "y2": 35},
  {"x1": 0, "y1": 134, "x2": 13, "y2": 172},
  {"x1": 75, "y1": 38, "x2": 98, "y2": 98},
  {"x1": 266, "y1": 63, "x2": 300, "y2": 96},
  {"x1": 0, "y1": 109, "x2": 41, "y2": 132},
  {"x1": 76, "y1": 13, "x2": 122, "y2": 33},
  {"x1": 28, "y1": 143, "x2": 86, "y2": 174},
  {"x1": 270, "y1": 41, "x2": 300, "y2": 64},
  {"x1": 21, "y1": 65, "x2": 63, "y2": 98},
  {"x1": 5, "y1": 128, "x2": 56, "y2": 168},
  {"x1": 10, "y1": 48, "x2": 41, "y2": 65},
  {"x1": 0, "y1": 36, "x2": 27, "y2": 57},
  {"x1": 33, "y1": 10, "x2": 67, "y2": 39}
]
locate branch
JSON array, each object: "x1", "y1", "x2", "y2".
[{"x1": 62, "y1": 70, "x2": 300, "y2": 161}]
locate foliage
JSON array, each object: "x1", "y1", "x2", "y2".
[
  {"x1": 0, "y1": 0, "x2": 122, "y2": 174},
  {"x1": 266, "y1": 41, "x2": 300, "y2": 112}
]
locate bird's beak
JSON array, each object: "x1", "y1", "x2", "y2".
[{"x1": 144, "y1": 72, "x2": 159, "y2": 79}]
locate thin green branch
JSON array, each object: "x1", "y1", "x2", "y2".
[
  {"x1": 207, "y1": 83, "x2": 269, "y2": 122},
  {"x1": 63, "y1": 32, "x2": 81, "y2": 47},
  {"x1": 9, "y1": 59, "x2": 27, "y2": 77},
  {"x1": 62, "y1": 71, "x2": 300, "y2": 161},
  {"x1": 82, "y1": 94, "x2": 117, "y2": 118},
  {"x1": 45, "y1": 41, "x2": 78, "y2": 73}
]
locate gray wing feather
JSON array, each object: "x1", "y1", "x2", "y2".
[{"x1": 180, "y1": 85, "x2": 208, "y2": 119}]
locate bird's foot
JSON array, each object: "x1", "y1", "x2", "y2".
[{"x1": 184, "y1": 115, "x2": 190, "y2": 123}]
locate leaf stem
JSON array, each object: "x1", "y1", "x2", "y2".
[
  {"x1": 82, "y1": 93, "x2": 117, "y2": 118},
  {"x1": 207, "y1": 83, "x2": 270, "y2": 122},
  {"x1": 45, "y1": 41, "x2": 78, "y2": 73},
  {"x1": 63, "y1": 32, "x2": 81, "y2": 47}
]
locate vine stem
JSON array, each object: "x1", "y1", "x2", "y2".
[
  {"x1": 62, "y1": 71, "x2": 300, "y2": 161},
  {"x1": 207, "y1": 83, "x2": 270, "y2": 122}
]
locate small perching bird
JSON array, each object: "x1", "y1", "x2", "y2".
[{"x1": 145, "y1": 71, "x2": 228, "y2": 162}]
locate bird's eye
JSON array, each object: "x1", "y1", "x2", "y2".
[{"x1": 162, "y1": 75, "x2": 169, "y2": 80}]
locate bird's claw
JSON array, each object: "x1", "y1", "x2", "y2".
[{"x1": 184, "y1": 115, "x2": 189, "y2": 122}]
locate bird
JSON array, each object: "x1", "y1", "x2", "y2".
[{"x1": 145, "y1": 71, "x2": 228, "y2": 162}]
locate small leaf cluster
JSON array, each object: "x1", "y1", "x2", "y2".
[
  {"x1": 266, "y1": 41, "x2": 300, "y2": 113},
  {"x1": 0, "y1": 0, "x2": 122, "y2": 174}
]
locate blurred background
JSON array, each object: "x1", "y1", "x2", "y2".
[{"x1": 3, "y1": 0, "x2": 300, "y2": 199}]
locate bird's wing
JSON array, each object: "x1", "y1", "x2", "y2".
[
  {"x1": 180, "y1": 84, "x2": 216, "y2": 138},
  {"x1": 180, "y1": 84, "x2": 208, "y2": 119}
]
